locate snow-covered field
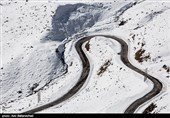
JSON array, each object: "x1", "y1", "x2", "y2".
[{"x1": 1, "y1": 0, "x2": 170, "y2": 113}]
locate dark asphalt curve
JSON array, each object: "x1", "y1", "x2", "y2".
[{"x1": 23, "y1": 35, "x2": 162, "y2": 114}]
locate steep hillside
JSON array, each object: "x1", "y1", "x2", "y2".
[{"x1": 1, "y1": 0, "x2": 170, "y2": 113}]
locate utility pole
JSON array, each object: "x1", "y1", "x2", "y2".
[
  {"x1": 144, "y1": 68, "x2": 148, "y2": 82},
  {"x1": 37, "y1": 91, "x2": 41, "y2": 103}
]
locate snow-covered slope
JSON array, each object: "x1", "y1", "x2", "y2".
[
  {"x1": 40, "y1": 36, "x2": 153, "y2": 113},
  {"x1": 1, "y1": 0, "x2": 68, "y2": 110},
  {"x1": 1, "y1": 0, "x2": 170, "y2": 113}
]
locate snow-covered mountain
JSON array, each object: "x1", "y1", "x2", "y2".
[{"x1": 0, "y1": 0, "x2": 170, "y2": 113}]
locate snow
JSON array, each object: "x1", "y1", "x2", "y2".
[
  {"x1": 39, "y1": 36, "x2": 153, "y2": 113},
  {"x1": 1, "y1": 0, "x2": 170, "y2": 113},
  {"x1": 1, "y1": 0, "x2": 68, "y2": 112},
  {"x1": 113, "y1": 1, "x2": 170, "y2": 113}
]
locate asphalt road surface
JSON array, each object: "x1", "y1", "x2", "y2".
[{"x1": 23, "y1": 35, "x2": 162, "y2": 114}]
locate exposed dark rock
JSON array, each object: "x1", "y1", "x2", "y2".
[
  {"x1": 135, "y1": 48, "x2": 150, "y2": 63},
  {"x1": 85, "y1": 41, "x2": 90, "y2": 51},
  {"x1": 97, "y1": 60, "x2": 111, "y2": 76},
  {"x1": 17, "y1": 90, "x2": 22, "y2": 94},
  {"x1": 119, "y1": 20, "x2": 127, "y2": 26},
  {"x1": 143, "y1": 103, "x2": 157, "y2": 114},
  {"x1": 162, "y1": 65, "x2": 170, "y2": 73}
]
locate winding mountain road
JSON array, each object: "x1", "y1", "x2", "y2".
[{"x1": 23, "y1": 35, "x2": 162, "y2": 114}]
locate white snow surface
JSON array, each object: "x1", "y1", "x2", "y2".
[
  {"x1": 40, "y1": 36, "x2": 153, "y2": 113},
  {"x1": 1, "y1": 0, "x2": 170, "y2": 113}
]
